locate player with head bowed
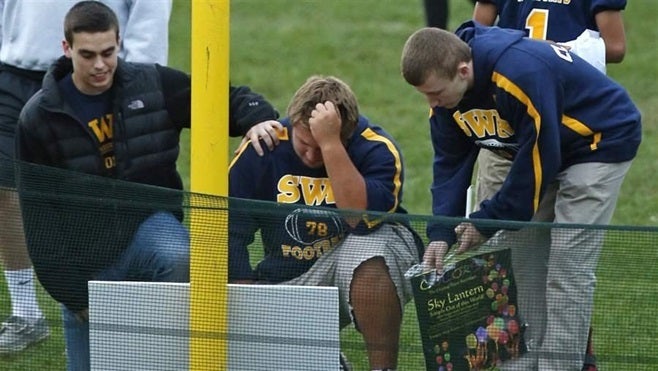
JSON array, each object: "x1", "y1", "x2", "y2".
[{"x1": 229, "y1": 75, "x2": 423, "y2": 371}]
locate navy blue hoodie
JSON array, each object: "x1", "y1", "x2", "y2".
[{"x1": 427, "y1": 21, "x2": 641, "y2": 245}]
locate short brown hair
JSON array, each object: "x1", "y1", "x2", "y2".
[
  {"x1": 401, "y1": 27, "x2": 471, "y2": 86},
  {"x1": 287, "y1": 75, "x2": 359, "y2": 143},
  {"x1": 64, "y1": 1, "x2": 120, "y2": 46}
]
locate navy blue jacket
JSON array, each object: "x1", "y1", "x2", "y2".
[{"x1": 427, "y1": 21, "x2": 641, "y2": 245}]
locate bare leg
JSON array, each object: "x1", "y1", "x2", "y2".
[
  {"x1": 0, "y1": 188, "x2": 31, "y2": 271},
  {"x1": 0, "y1": 188, "x2": 48, "y2": 354},
  {"x1": 350, "y1": 257, "x2": 401, "y2": 369},
  {"x1": 1, "y1": 187, "x2": 44, "y2": 321}
]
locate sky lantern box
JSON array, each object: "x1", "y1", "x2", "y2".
[{"x1": 405, "y1": 248, "x2": 526, "y2": 371}]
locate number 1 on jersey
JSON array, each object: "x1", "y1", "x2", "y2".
[{"x1": 525, "y1": 8, "x2": 549, "y2": 40}]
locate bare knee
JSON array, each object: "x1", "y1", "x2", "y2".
[{"x1": 353, "y1": 257, "x2": 389, "y2": 285}]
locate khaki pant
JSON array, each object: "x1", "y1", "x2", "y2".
[
  {"x1": 475, "y1": 150, "x2": 512, "y2": 207},
  {"x1": 480, "y1": 159, "x2": 633, "y2": 370}
]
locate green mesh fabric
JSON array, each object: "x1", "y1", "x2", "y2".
[{"x1": 2, "y1": 158, "x2": 658, "y2": 370}]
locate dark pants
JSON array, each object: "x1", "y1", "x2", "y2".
[
  {"x1": 423, "y1": 0, "x2": 477, "y2": 30},
  {"x1": 0, "y1": 64, "x2": 44, "y2": 186}
]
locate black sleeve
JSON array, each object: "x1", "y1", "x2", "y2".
[
  {"x1": 157, "y1": 65, "x2": 279, "y2": 136},
  {"x1": 157, "y1": 64, "x2": 191, "y2": 128},
  {"x1": 229, "y1": 84, "x2": 279, "y2": 137}
]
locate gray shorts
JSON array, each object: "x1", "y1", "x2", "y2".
[{"x1": 283, "y1": 223, "x2": 420, "y2": 328}]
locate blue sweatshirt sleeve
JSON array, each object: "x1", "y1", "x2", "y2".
[
  {"x1": 347, "y1": 119, "x2": 407, "y2": 233},
  {"x1": 358, "y1": 129, "x2": 404, "y2": 213},
  {"x1": 427, "y1": 108, "x2": 479, "y2": 245},
  {"x1": 227, "y1": 144, "x2": 264, "y2": 280},
  {"x1": 470, "y1": 63, "x2": 562, "y2": 225}
]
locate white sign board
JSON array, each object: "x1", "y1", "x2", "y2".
[{"x1": 89, "y1": 281, "x2": 340, "y2": 370}]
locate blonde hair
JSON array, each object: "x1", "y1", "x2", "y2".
[
  {"x1": 401, "y1": 27, "x2": 471, "y2": 86},
  {"x1": 287, "y1": 75, "x2": 359, "y2": 143}
]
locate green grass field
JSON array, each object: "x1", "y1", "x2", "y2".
[{"x1": 2, "y1": 0, "x2": 657, "y2": 370}]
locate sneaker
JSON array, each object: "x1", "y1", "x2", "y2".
[
  {"x1": 339, "y1": 352, "x2": 353, "y2": 371},
  {"x1": 0, "y1": 316, "x2": 50, "y2": 354}
]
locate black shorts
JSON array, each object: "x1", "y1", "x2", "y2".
[{"x1": 0, "y1": 65, "x2": 45, "y2": 187}]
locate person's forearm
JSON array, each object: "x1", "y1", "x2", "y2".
[
  {"x1": 596, "y1": 10, "x2": 626, "y2": 63},
  {"x1": 472, "y1": 2, "x2": 497, "y2": 26},
  {"x1": 321, "y1": 143, "x2": 367, "y2": 211}
]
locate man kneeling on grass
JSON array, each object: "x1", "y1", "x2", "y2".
[{"x1": 228, "y1": 75, "x2": 423, "y2": 371}]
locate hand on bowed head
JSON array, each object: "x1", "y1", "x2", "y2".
[{"x1": 308, "y1": 101, "x2": 343, "y2": 148}]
